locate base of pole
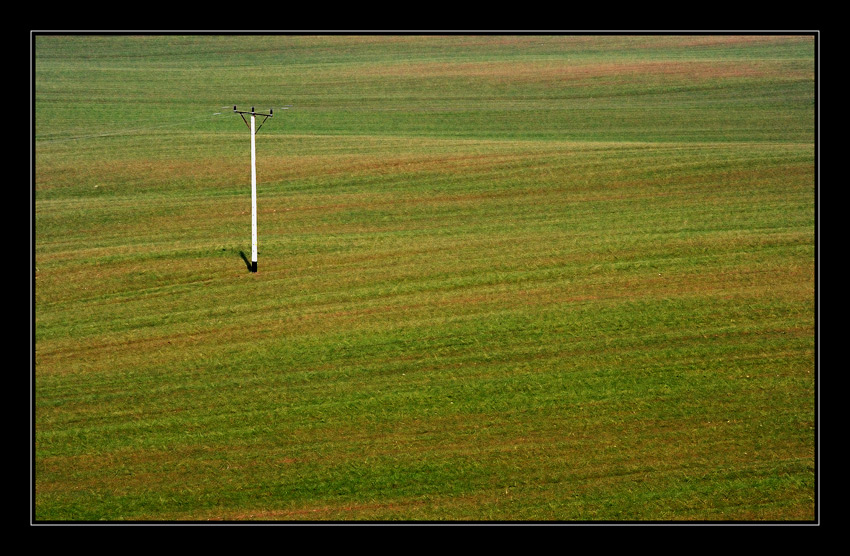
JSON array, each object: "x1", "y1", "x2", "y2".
[{"x1": 251, "y1": 261, "x2": 257, "y2": 273}]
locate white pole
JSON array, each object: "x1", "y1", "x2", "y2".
[
  {"x1": 250, "y1": 111, "x2": 258, "y2": 273},
  {"x1": 233, "y1": 105, "x2": 273, "y2": 273}
]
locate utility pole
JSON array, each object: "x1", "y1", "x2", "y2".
[{"x1": 234, "y1": 105, "x2": 274, "y2": 273}]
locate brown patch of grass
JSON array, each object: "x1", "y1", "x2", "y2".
[
  {"x1": 36, "y1": 156, "x2": 244, "y2": 192},
  {"x1": 344, "y1": 56, "x2": 807, "y2": 88}
]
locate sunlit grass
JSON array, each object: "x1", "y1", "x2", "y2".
[{"x1": 34, "y1": 34, "x2": 816, "y2": 522}]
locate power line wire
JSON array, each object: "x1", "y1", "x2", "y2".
[{"x1": 34, "y1": 109, "x2": 247, "y2": 144}]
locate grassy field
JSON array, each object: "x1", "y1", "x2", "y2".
[{"x1": 33, "y1": 34, "x2": 817, "y2": 522}]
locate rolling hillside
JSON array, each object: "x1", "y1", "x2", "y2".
[{"x1": 33, "y1": 34, "x2": 817, "y2": 521}]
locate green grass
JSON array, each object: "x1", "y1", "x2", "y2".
[{"x1": 34, "y1": 34, "x2": 816, "y2": 521}]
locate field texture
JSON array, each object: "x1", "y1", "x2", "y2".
[{"x1": 33, "y1": 35, "x2": 817, "y2": 521}]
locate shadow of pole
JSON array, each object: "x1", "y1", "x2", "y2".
[{"x1": 238, "y1": 251, "x2": 253, "y2": 272}]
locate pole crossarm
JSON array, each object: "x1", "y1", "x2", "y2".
[{"x1": 233, "y1": 106, "x2": 274, "y2": 134}]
